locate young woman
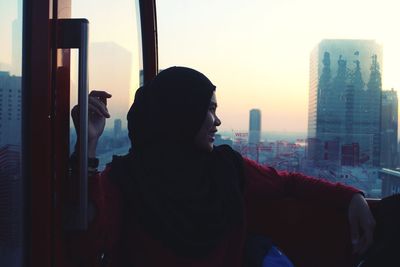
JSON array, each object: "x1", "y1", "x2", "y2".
[{"x1": 69, "y1": 67, "x2": 375, "y2": 267}]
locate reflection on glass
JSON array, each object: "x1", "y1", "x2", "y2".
[
  {"x1": 0, "y1": 0, "x2": 23, "y2": 265},
  {"x1": 305, "y1": 40, "x2": 383, "y2": 197},
  {"x1": 70, "y1": 0, "x2": 141, "y2": 170},
  {"x1": 156, "y1": 0, "x2": 400, "y2": 198}
]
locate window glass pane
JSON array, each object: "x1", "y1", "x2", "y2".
[
  {"x1": 70, "y1": 0, "x2": 142, "y2": 170},
  {"x1": 156, "y1": 0, "x2": 400, "y2": 198},
  {"x1": 0, "y1": 0, "x2": 23, "y2": 265}
]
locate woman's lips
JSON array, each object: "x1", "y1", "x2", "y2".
[{"x1": 208, "y1": 133, "x2": 216, "y2": 142}]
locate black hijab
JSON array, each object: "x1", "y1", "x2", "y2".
[{"x1": 110, "y1": 67, "x2": 245, "y2": 258}]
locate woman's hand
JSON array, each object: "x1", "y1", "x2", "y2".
[
  {"x1": 348, "y1": 193, "x2": 376, "y2": 255},
  {"x1": 71, "y1": 90, "x2": 112, "y2": 157}
]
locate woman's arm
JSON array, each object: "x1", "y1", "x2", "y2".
[
  {"x1": 243, "y1": 158, "x2": 360, "y2": 208},
  {"x1": 243, "y1": 157, "x2": 375, "y2": 255},
  {"x1": 71, "y1": 90, "x2": 111, "y2": 157},
  {"x1": 67, "y1": 91, "x2": 121, "y2": 265},
  {"x1": 68, "y1": 89, "x2": 112, "y2": 228}
]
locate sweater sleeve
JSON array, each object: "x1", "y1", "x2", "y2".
[
  {"x1": 65, "y1": 166, "x2": 122, "y2": 267},
  {"x1": 243, "y1": 157, "x2": 362, "y2": 209}
]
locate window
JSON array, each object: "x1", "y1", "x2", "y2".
[
  {"x1": 0, "y1": 0, "x2": 23, "y2": 265},
  {"x1": 391, "y1": 185, "x2": 400, "y2": 195},
  {"x1": 70, "y1": 0, "x2": 142, "y2": 170},
  {"x1": 156, "y1": 0, "x2": 400, "y2": 198}
]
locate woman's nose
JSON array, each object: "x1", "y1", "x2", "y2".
[{"x1": 215, "y1": 115, "x2": 221, "y2": 126}]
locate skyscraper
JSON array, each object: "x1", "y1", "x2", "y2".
[
  {"x1": 0, "y1": 72, "x2": 21, "y2": 146},
  {"x1": 0, "y1": 145, "x2": 21, "y2": 248},
  {"x1": 380, "y1": 89, "x2": 398, "y2": 168},
  {"x1": 307, "y1": 39, "x2": 382, "y2": 166},
  {"x1": 249, "y1": 109, "x2": 261, "y2": 146}
]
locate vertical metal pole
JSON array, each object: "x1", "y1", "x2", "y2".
[
  {"x1": 77, "y1": 21, "x2": 88, "y2": 229},
  {"x1": 57, "y1": 19, "x2": 89, "y2": 230}
]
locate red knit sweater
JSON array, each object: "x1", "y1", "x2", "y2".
[{"x1": 67, "y1": 158, "x2": 360, "y2": 267}]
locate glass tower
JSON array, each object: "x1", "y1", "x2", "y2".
[{"x1": 308, "y1": 39, "x2": 383, "y2": 167}]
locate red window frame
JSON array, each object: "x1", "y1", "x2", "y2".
[{"x1": 23, "y1": 0, "x2": 158, "y2": 266}]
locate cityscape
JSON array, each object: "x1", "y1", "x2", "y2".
[
  {"x1": 3, "y1": 38, "x2": 400, "y2": 201},
  {"x1": 67, "y1": 39, "x2": 400, "y2": 200}
]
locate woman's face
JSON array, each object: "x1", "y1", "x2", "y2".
[{"x1": 194, "y1": 92, "x2": 221, "y2": 152}]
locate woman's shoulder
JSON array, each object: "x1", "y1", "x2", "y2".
[
  {"x1": 214, "y1": 144, "x2": 243, "y2": 164},
  {"x1": 241, "y1": 156, "x2": 278, "y2": 177},
  {"x1": 213, "y1": 145, "x2": 275, "y2": 174}
]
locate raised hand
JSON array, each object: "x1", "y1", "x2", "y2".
[{"x1": 71, "y1": 90, "x2": 112, "y2": 157}]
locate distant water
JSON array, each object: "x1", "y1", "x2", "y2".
[{"x1": 218, "y1": 131, "x2": 307, "y2": 142}]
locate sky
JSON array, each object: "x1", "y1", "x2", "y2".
[
  {"x1": 69, "y1": 0, "x2": 141, "y2": 129},
  {"x1": 1, "y1": 0, "x2": 400, "y2": 133},
  {"x1": 156, "y1": 0, "x2": 400, "y2": 132},
  {"x1": 0, "y1": 0, "x2": 19, "y2": 70}
]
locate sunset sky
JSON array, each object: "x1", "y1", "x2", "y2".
[
  {"x1": 1, "y1": 0, "x2": 400, "y2": 133},
  {"x1": 156, "y1": 0, "x2": 400, "y2": 132}
]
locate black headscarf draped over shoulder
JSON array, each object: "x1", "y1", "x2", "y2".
[{"x1": 110, "y1": 67, "x2": 245, "y2": 258}]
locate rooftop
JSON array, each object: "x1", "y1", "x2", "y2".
[{"x1": 380, "y1": 168, "x2": 400, "y2": 177}]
